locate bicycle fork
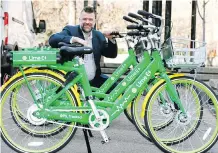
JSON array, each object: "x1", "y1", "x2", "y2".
[{"x1": 161, "y1": 74, "x2": 187, "y2": 116}]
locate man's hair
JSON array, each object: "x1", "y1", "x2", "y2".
[{"x1": 81, "y1": 6, "x2": 96, "y2": 17}]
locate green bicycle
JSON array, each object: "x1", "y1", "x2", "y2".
[
  {"x1": 124, "y1": 12, "x2": 203, "y2": 143},
  {"x1": 5, "y1": 14, "x2": 184, "y2": 132},
  {"x1": 7, "y1": 31, "x2": 180, "y2": 128},
  {"x1": 1, "y1": 10, "x2": 218, "y2": 153},
  {"x1": 121, "y1": 12, "x2": 204, "y2": 144},
  {"x1": 132, "y1": 10, "x2": 218, "y2": 153}
]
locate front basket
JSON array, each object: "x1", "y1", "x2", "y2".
[{"x1": 162, "y1": 38, "x2": 206, "y2": 68}]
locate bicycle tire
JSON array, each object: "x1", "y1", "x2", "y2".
[
  {"x1": 145, "y1": 76, "x2": 218, "y2": 153},
  {"x1": 1, "y1": 71, "x2": 79, "y2": 153},
  {"x1": 9, "y1": 68, "x2": 81, "y2": 135},
  {"x1": 9, "y1": 69, "x2": 73, "y2": 136},
  {"x1": 132, "y1": 76, "x2": 202, "y2": 142},
  {"x1": 124, "y1": 103, "x2": 134, "y2": 124}
]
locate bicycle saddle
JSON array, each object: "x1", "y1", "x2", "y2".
[
  {"x1": 60, "y1": 46, "x2": 93, "y2": 57},
  {"x1": 58, "y1": 42, "x2": 84, "y2": 48}
]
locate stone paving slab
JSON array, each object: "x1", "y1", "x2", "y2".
[{"x1": 209, "y1": 79, "x2": 218, "y2": 90}]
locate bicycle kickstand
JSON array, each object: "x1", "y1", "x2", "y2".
[
  {"x1": 83, "y1": 125, "x2": 92, "y2": 153},
  {"x1": 87, "y1": 127, "x2": 94, "y2": 137}
]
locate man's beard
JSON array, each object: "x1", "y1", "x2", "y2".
[{"x1": 81, "y1": 25, "x2": 93, "y2": 33}]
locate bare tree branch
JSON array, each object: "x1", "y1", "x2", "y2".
[
  {"x1": 205, "y1": 0, "x2": 210, "y2": 5},
  {"x1": 196, "y1": 1, "x2": 203, "y2": 20}
]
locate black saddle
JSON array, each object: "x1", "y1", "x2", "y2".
[
  {"x1": 58, "y1": 42, "x2": 83, "y2": 48},
  {"x1": 60, "y1": 46, "x2": 93, "y2": 57},
  {"x1": 57, "y1": 42, "x2": 93, "y2": 63},
  {"x1": 58, "y1": 42, "x2": 93, "y2": 56}
]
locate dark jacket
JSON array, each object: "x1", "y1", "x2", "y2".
[{"x1": 49, "y1": 25, "x2": 118, "y2": 79}]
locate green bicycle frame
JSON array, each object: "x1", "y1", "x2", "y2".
[
  {"x1": 17, "y1": 46, "x2": 167, "y2": 107},
  {"x1": 30, "y1": 48, "x2": 185, "y2": 124},
  {"x1": 49, "y1": 48, "x2": 140, "y2": 99}
]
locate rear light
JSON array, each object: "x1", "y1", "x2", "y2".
[{"x1": 4, "y1": 12, "x2": 9, "y2": 45}]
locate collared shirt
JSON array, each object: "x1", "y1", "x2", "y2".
[{"x1": 82, "y1": 31, "x2": 96, "y2": 81}]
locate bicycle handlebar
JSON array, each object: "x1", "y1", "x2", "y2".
[
  {"x1": 128, "y1": 13, "x2": 142, "y2": 21},
  {"x1": 127, "y1": 25, "x2": 151, "y2": 33},
  {"x1": 126, "y1": 31, "x2": 148, "y2": 36},
  {"x1": 109, "y1": 31, "x2": 124, "y2": 38},
  {"x1": 122, "y1": 10, "x2": 165, "y2": 49},
  {"x1": 105, "y1": 31, "x2": 148, "y2": 37},
  {"x1": 127, "y1": 24, "x2": 143, "y2": 30},
  {"x1": 123, "y1": 16, "x2": 138, "y2": 24},
  {"x1": 137, "y1": 10, "x2": 162, "y2": 20},
  {"x1": 137, "y1": 10, "x2": 164, "y2": 37},
  {"x1": 137, "y1": 10, "x2": 153, "y2": 17},
  {"x1": 128, "y1": 12, "x2": 154, "y2": 25}
]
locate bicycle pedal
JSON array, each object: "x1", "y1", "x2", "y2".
[{"x1": 101, "y1": 137, "x2": 111, "y2": 144}]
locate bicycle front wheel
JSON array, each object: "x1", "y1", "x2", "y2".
[
  {"x1": 132, "y1": 76, "x2": 201, "y2": 142},
  {"x1": 9, "y1": 68, "x2": 69, "y2": 134},
  {"x1": 145, "y1": 76, "x2": 218, "y2": 153},
  {"x1": 1, "y1": 71, "x2": 78, "y2": 153}
]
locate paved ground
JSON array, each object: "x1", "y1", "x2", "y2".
[{"x1": 1, "y1": 112, "x2": 218, "y2": 153}]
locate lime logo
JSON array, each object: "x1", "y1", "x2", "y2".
[
  {"x1": 22, "y1": 56, "x2": 27, "y2": 60},
  {"x1": 132, "y1": 88, "x2": 137, "y2": 93},
  {"x1": 122, "y1": 82, "x2": 126, "y2": 86},
  {"x1": 29, "y1": 55, "x2": 47, "y2": 60}
]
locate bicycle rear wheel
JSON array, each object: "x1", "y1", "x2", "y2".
[
  {"x1": 1, "y1": 71, "x2": 78, "y2": 153},
  {"x1": 145, "y1": 76, "x2": 218, "y2": 153},
  {"x1": 124, "y1": 103, "x2": 134, "y2": 123}
]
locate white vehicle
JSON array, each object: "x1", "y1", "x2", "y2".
[{"x1": 0, "y1": 0, "x2": 46, "y2": 84}]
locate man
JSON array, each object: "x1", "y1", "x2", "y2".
[{"x1": 49, "y1": 6, "x2": 118, "y2": 88}]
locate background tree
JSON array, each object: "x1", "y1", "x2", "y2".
[{"x1": 197, "y1": 0, "x2": 210, "y2": 43}]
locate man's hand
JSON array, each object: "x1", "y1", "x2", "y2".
[
  {"x1": 71, "y1": 36, "x2": 89, "y2": 46},
  {"x1": 103, "y1": 31, "x2": 119, "y2": 44},
  {"x1": 103, "y1": 31, "x2": 114, "y2": 40}
]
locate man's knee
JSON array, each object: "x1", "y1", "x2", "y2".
[{"x1": 90, "y1": 74, "x2": 108, "y2": 87}]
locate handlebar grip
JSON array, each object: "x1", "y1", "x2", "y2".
[
  {"x1": 127, "y1": 25, "x2": 141, "y2": 30},
  {"x1": 110, "y1": 31, "x2": 119, "y2": 35},
  {"x1": 123, "y1": 16, "x2": 138, "y2": 24},
  {"x1": 110, "y1": 31, "x2": 124, "y2": 38},
  {"x1": 128, "y1": 13, "x2": 142, "y2": 20},
  {"x1": 127, "y1": 25, "x2": 151, "y2": 33},
  {"x1": 127, "y1": 31, "x2": 141, "y2": 36},
  {"x1": 137, "y1": 10, "x2": 153, "y2": 18},
  {"x1": 127, "y1": 31, "x2": 149, "y2": 36}
]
